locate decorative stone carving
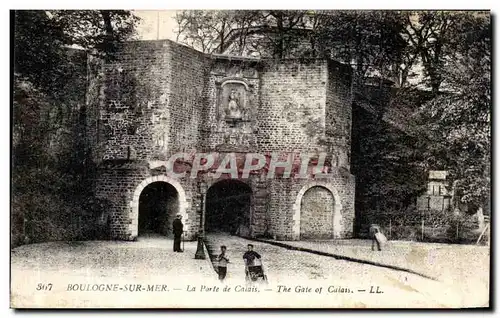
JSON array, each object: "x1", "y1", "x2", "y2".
[
  {"x1": 217, "y1": 78, "x2": 251, "y2": 123},
  {"x1": 226, "y1": 89, "x2": 243, "y2": 120}
]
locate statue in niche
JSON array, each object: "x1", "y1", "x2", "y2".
[{"x1": 226, "y1": 89, "x2": 242, "y2": 120}]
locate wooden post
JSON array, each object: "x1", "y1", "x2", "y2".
[
  {"x1": 389, "y1": 218, "x2": 392, "y2": 240},
  {"x1": 421, "y1": 219, "x2": 424, "y2": 241},
  {"x1": 456, "y1": 222, "x2": 459, "y2": 240}
]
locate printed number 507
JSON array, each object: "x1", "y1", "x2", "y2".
[{"x1": 36, "y1": 283, "x2": 53, "y2": 291}]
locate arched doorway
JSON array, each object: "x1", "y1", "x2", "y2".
[
  {"x1": 300, "y1": 186, "x2": 335, "y2": 239},
  {"x1": 138, "y1": 182, "x2": 179, "y2": 237},
  {"x1": 206, "y1": 180, "x2": 252, "y2": 235}
]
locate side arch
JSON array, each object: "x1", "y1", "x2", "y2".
[
  {"x1": 292, "y1": 182, "x2": 343, "y2": 240},
  {"x1": 128, "y1": 175, "x2": 189, "y2": 238}
]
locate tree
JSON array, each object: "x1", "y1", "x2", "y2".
[
  {"x1": 174, "y1": 10, "x2": 311, "y2": 58},
  {"x1": 398, "y1": 11, "x2": 489, "y2": 94},
  {"x1": 175, "y1": 10, "x2": 232, "y2": 53},
  {"x1": 14, "y1": 10, "x2": 139, "y2": 94},
  {"x1": 52, "y1": 10, "x2": 139, "y2": 56},
  {"x1": 314, "y1": 11, "x2": 407, "y2": 86},
  {"x1": 14, "y1": 11, "x2": 68, "y2": 96},
  {"x1": 14, "y1": 10, "x2": 140, "y2": 169},
  {"x1": 12, "y1": 10, "x2": 139, "y2": 245},
  {"x1": 174, "y1": 9, "x2": 413, "y2": 84},
  {"x1": 412, "y1": 13, "x2": 490, "y2": 215}
]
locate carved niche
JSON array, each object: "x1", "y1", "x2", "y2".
[{"x1": 216, "y1": 78, "x2": 251, "y2": 124}]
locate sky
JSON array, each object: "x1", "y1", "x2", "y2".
[{"x1": 133, "y1": 10, "x2": 179, "y2": 41}]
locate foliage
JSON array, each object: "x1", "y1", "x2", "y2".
[
  {"x1": 368, "y1": 207, "x2": 480, "y2": 243},
  {"x1": 411, "y1": 13, "x2": 490, "y2": 213},
  {"x1": 49, "y1": 10, "x2": 139, "y2": 55},
  {"x1": 12, "y1": 10, "x2": 138, "y2": 246},
  {"x1": 351, "y1": 98, "x2": 428, "y2": 234},
  {"x1": 174, "y1": 10, "x2": 488, "y2": 228},
  {"x1": 174, "y1": 10, "x2": 259, "y2": 54},
  {"x1": 399, "y1": 11, "x2": 489, "y2": 94},
  {"x1": 14, "y1": 11, "x2": 68, "y2": 96},
  {"x1": 313, "y1": 11, "x2": 407, "y2": 84},
  {"x1": 12, "y1": 77, "x2": 113, "y2": 246},
  {"x1": 14, "y1": 10, "x2": 139, "y2": 94},
  {"x1": 174, "y1": 10, "x2": 408, "y2": 67}
]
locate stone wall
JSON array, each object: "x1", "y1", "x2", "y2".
[
  {"x1": 94, "y1": 162, "x2": 201, "y2": 240},
  {"x1": 89, "y1": 40, "x2": 355, "y2": 241},
  {"x1": 300, "y1": 186, "x2": 335, "y2": 239},
  {"x1": 95, "y1": 41, "x2": 208, "y2": 162},
  {"x1": 258, "y1": 59, "x2": 328, "y2": 152},
  {"x1": 265, "y1": 173, "x2": 355, "y2": 240},
  {"x1": 325, "y1": 60, "x2": 353, "y2": 170},
  {"x1": 90, "y1": 41, "x2": 209, "y2": 240},
  {"x1": 164, "y1": 42, "x2": 208, "y2": 156}
]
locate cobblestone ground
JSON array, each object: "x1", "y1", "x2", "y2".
[
  {"x1": 10, "y1": 234, "x2": 488, "y2": 308},
  {"x1": 273, "y1": 239, "x2": 490, "y2": 307},
  {"x1": 11, "y1": 234, "x2": 216, "y2": 308},
  {"x1": 205, "y1": 233, "x2": 487, "y2": 308},
  {"x1": 11, "y1": 234, "x2": 214, "y2": 279}
]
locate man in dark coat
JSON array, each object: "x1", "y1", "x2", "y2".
[{"x1": 172, "y1": 214, "x2": 184, "y2": 252}]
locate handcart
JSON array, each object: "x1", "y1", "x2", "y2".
[{"x1": 244, "y1": 258, "x2": 268, "y2": 283}]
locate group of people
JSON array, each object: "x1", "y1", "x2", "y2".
[
  {"x1": 173, "y1": 214, "x2": 264, "y2": 282},
  {"x1": 217, "y1": 244, "x2": 262, "y2": 282},
  {"x1": 173, "y1": 214, "x2": 385, "y2": 281}
]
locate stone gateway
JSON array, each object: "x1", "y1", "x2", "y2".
[{"x1": 88, "y1": 40, "x2": 355, "y2": 241}]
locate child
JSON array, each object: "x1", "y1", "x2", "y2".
[{"x1": 217, "y1": 245, "x2": 229, "y2": 282}]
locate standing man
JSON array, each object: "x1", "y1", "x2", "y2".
[
  {"x1": 217, "y1": 245, "x2": 229, "y2": 282},
  {"x1": 172, "y1": 214, "x2": 183, "y2": 252}
]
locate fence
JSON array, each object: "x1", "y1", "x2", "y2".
[{"x1": 366, "y1": 209, "x2": 488, "y2": 245}]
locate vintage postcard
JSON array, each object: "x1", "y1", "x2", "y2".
[{"x1": 10, "y1": 9, "x2": 491, "y2": 309}]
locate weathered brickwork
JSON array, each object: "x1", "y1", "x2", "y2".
[
  {"x1": 263, "y1": 171, "x2": 355, "y2": 240},
  {"x1": 258, "y1": 60, "x2": 328, "y2": 152},
  {"x1": 325, "y1": 60, "x2": 353, "y2": 170},
  {"x1": 88, "y1": 40, "x2": 356, "y2": 241},
  {"x1": 94, "y1": 161, "x2": 202, "y2": 240},
  {"x1": 300, "y1": 186, "x2": 335, "y2": 239}
]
